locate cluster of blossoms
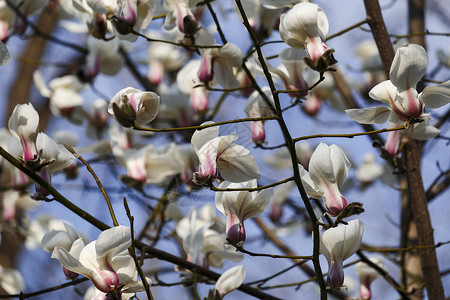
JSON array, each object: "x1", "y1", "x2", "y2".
[{"x1": 1, "y1": 0, "x2": 449, "y2": 299}]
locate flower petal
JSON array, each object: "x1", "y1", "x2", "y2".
[
  {"x1": 389, "y1": 44, "x2": 428, "y2": 91},
  {"x1": 345, "y1": 107, "x2": 391, "y2": 124},
  {"x1": 420, "y1": 80, "x2": 450, "y2": 109}
]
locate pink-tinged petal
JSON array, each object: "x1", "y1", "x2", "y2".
[
  {"x1": 120, "y1": 0, "x2": 137, "y2": 25},
  {"x1": 215, "y1": 265, "x2": 246, "y2": 297},
  {"x1": 396, "y1": 88, "x2": 422, "y2": 118},
  {"x1": 8, "y1": 103, "x2": 40, "y2": 162},
  {"x1": 420, "y1": 80, "x2": 450, "y2": 108},
  {"x1": 251, "y1": 121, "x2": 266, "y2": 145},
  {"x1": 304, "y1": 95, "x2": 322, "y2": 116},
  {"x1": 345, "y1": 107, "x2": 391, "y2": 124},
  {"x1": 327, "y1": 259, "x2": 344, "y2": 287},
  {"x1": 190, "y1": 86, "x2": 209, "y2": 113},
  {"x1": 198, "y1": 49, "x2": 214, "y2": 83},
  {"x1": 385, "y1": 130, "x2": 400, "y2": 156},
  {"x1": 390, "y1": 44, "x2": 428, "y2": 91}
]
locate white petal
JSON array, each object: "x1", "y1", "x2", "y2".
[
  {"x1": 95, "y1": 226, "x2": 132, "y2": 268},
  {"x1": 346, "y1": 107, "x2": 391, "y2": 124},
  {"x1": 420, "y1": 80, "x2": 450, "y2": 108},
  {"x1": 52, "y1": 246, "x2": 94, "y2": 278},
  {"x1": 329, "y1": 144, "x2": 351, "y2": 188},
  {"x1": 390, "y1": 44, "x2": 428, "y2": 91},
  {"x1": 215, "y1": 265, "x2": 246, "y2": 297},
  {"x1": 33, "y1": 70, "x2": 53, "y2": 98},
  {"x1": 191, "y1": 121, "x2": 219, "y2": 152},
  {"x1": 218, "y1": 154, "x2": 261, "y2": 182},
  {"x1": 369, "y1": 80, "x2": 398, "y2": 105}
]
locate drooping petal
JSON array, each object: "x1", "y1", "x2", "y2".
[
  {"x1": 345, "y1": 107, "x2": 391, "y2": 124},
  {"x1": 52, "y1": 245, "x2": 96, "y2": 278}
]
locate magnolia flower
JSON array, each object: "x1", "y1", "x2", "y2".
[
  {"x1": 52, "y1": 226, "x2": 144, "y2": 297},
  {"x1": 8, "y1": 103, "x2": 40, "y2": 165},
  {"x1": 7, "y1": 0, "x2": 49, "y2": 34},
  {"x1": 163, "y1": 0, "x2": 201, "y2": 34},
  {"x1": 176, "y1": 209, "x2": 242, "y2": 269},
  {"x1": 235, "y1": 0, "x2": 283, "y2": 39},
  {"x1": 302, "y1": 72, "x2": 345, "y2": 116},
  {"x1": 1, "y1": 190, "x2": 39, "y2": 223},
  {"x1": 214, "y1": 265, "x2": 246, "y2": 298},
  {"x1": 33, "y1": 72, "x2": 86, "y2": 124},
  {"x1": 299, "y1": 143, "x2": 351, "y2": 216},
  {"x1": 244, "y1": 86, "x2": 275, "y2": 145},
  {"x1": 86, "y1": 99, "x2": 110, "y2": 139},
  {"x1": 108, "y1": 87, "x2": 160, "y2": 127},
  {"x1": 355, "y1": 153, "x2": 384, "y2": 185},
  {"x1": 355, "y1": 257, "x2": 386, "y2": 300},
  {"x1": 84, "y1": 35, "x2": 123, "y2": 79},
  {"x1": 34, "y1": 133, "x2": 74, "y2": 196},
  {"x1": 147, "y1": 29, "x2": 186, "y2": 85},
  {"x1": 197, "y1": 29, "x2": 243, "y2": 89},
  {"x1": 177, "y1": 59, "x2": 210, "y2": 113},
  {"x1": 215, "y1": 180, "x2": 270, "y2": 244},
  {"x1": 346, "y1": 44, "x2": 450, "y2": 124},
  {"x1": 0, "y1": 265, "x2": 25, "y2": 295},
  {"x1": 279, "y1": 3, "x2": 336, "y2": 71},
  {"x1": 191, "y1": 122, "x2": 261, "y2": 184},
  {"x1": 320, "y1": 219, "x2": 364, "y2": 288}
]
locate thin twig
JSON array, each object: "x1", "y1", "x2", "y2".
[{"x1": 65, "y1": 145, "x2": 119, "y2": 227}]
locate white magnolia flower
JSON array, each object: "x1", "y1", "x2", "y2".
[
  {"x1": 279, "y1": 3, "x2": 329, "y2": 63},
  {"x1": 33, "y1": 72, "x2": 86, "y2": 124},
  {"x1": 0, "y1": 265, "x2": 25, "y2": 295},
  {"x1": 191, "y1": 122, "x2": 261, "y2": 184},
  {"x1": 214, "y1": 265, "x2": 246, "y2": 298},
  {"x1": 299, "y1": 143, "x2": 351, "y2": 216},
  {"x1": 108, "y1": 87, "x2": 160, "y2": 127},
  {"x1": 320, "y1": 219, "x2": 364, "y2": 288},
  {"x1": 34, "y1": 133, "x2": 75, "y2": 196},
  {"x1": 244, "y1": 86, "x2": 275, "y2": 145},
  {"x1": 346, "y1": 44, "x2": 450, "y2": 124},
  {"x1": 355, "y1": 257, "x2": 386, "y2": 300},
  {"x1": 8, "y1": 103, "x2": 40, "y2": 164},
  {"x1": 52, "y1": 226, "x2": 145, "y2": 297},
  {"x1": 176, "y1": 59, "x2": 209, "y2": 113},
  {"x1": 215, "y1": 180, "x2": 271, "y2": 244},
  {"x1": 197, "y1": 29, "x2": 243, "y2": 89}
]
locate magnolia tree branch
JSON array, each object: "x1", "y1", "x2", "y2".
[{"x1": 362, "y1": 0, "x2": 445, "y2": 298}]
